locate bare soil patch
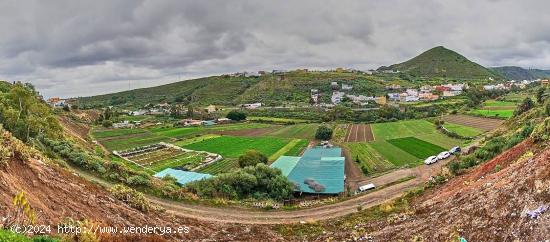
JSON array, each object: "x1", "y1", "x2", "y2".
[
  {"x1": 345, "y1": 124, "x2": 374, "y2": 142},
  {"x1": 442, "y1": 114, "x2": 504, "y2": 131}
]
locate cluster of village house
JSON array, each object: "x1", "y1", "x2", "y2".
[
  {"x1": 324, "y1": 78, "x2": 548, "y2": 106},
  {"x1": 483, "y1": 79, "x2": 542, "y2": 91},
  {"x1": 324, "y1": 82, "x2": 467, "y2": 106}
]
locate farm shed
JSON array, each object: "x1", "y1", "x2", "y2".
[
  {"x1": 270, "y1": 156, "x2": 300, "y2": 176},
  {"x1": 154, "y1": 168, "x2": 212, "y2": 186},
  {"x1": 270, "y1": 147, "x2": 345, "y2": 195}
]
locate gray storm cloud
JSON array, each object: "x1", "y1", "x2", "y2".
[{"x1": 0, "y1": 0, "x2": 549, "y2": 98}]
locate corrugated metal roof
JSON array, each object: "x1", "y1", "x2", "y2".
[
  {"x1": 273, "y1": 147, "x2": 345, "y2": 194},
  {"x1": 154, "y1": 168, "x2": 212, "y2": 186},
  {"x1": 270, "y1": 156, "x2": 300, "y2": 176}
]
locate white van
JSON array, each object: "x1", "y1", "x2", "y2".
[{"x1": 359, "y1": 183, "x2": 376, "y2": 192}]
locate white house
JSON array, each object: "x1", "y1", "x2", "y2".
[
  {"x1": 406, "y1": 89, "x2": 419, "y2": 96},
  {"x1": 387, "y1": 93, "x2": 401, "y2": 101},
  {"x1": 331, "y1": 91, "x2": 345, "y2": 104},
  {"x1": 242, "y1": 103, "x2": 262, "y2": 109},
  {"x1": 130, "y1": 110, "x2": 148, "y2": 116},
  {"x1": 342, "y1": 84, "x2": 353, "y2": 90}
]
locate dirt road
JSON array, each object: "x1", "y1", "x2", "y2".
[{"x1": 73, "y1": 155, "x2": 453, "y2": 225}]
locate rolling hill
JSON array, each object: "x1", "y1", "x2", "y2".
[
  {"x1": 378, "y1": 46, "x2": 500, "y2": 80},
  {"x1": 77, "y1": 71, "x2": 387, "y2": 108},
  {"x1": 490, "y1": 66, "x2": 550, "y2": 80}
]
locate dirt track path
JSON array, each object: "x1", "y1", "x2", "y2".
[{"x1": 73, "y1": 155, "x2": 453, "y2": 224}]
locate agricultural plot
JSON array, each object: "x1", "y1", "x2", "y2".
[
  {"x1": 345, "y1": 120, "x2": 462, "y2": 170},
  {"x1": 468, "y1": 100, "x2": 517, "y2": 119},
  {"x1": 283, "y1": 139, "x2": 309, "y2": 156},
  {"x1": 442, "y1": 115, "x2": 504, "y2": 131},
  {"x1": 443, "y1": 123, "x2": 484, "y2": 137},
  {"x1": 371, "y1": 120, "x2": 461, "y2": 149},
  {"x1": 150, "y1": 123, "x2": 274, "y2": 139},
  {"x1": 387, "y1": 137, "x2": 446, "y2": 159},
  {"x1": 182, "y1": 135, "x2": 290, "y2": 158},
  {"x1": 345, "y1": 143, "x2": 394, "y2": 172},
  {"x1": 468, "y1": 109, "x2": 514, "y2": 119},
  {"x1": 198, "y1": 158, "x2": 239, "y2": 175},
  {"x1": 267, "y1": 139, "x2": 308, "y2": 161},
  {"x1": 344, "y1": 124, "x2": 374, "y2": 142},
  {"x1": 117, "y1": 144, "x2": 217, "y2": 172},
  {"x1": 267, "y1": 124, "x2": 319, "y2": 140},
  {"x1": 246, "y1": 116, "x2": 309, "y2": 124},
  {"x1": 92, "y1": 128, "x2": 170, "y2": 151}
]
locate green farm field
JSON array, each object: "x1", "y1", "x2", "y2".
[
  {"x1": 345, "y1": 120, "x2": 462, "y2": 172},
  {"x1": 148, "y1": 153, "x2": 205, "y2": 172},
  {"x1": 92, "y1": 128, "x2": 170, "y2": 151},
  {"x1": 267, "y1": 124, "x2": 319, "y2": 140},
  {"x1": 371, "y1": 120, "x2": 461, "y2": 148},
  {"x1": 198, "y1": 158, "x2": 239, "y2": 175},
  {"x1": 468, "y1": 109, "x2": 513, "y2": 118},
  {"x1": 345, "y1": 143, "x2": 394, "y2": 172},
  {"x1": 283, "y1": 139, "x2": 309, "y2": 156},
  {"x1": 267, "y1": 138, "x2": 308, "y2": 161},
  {"x1": 182, "y1": 135, "x2": 290, "y2": 158},
  {"x1": 247, "y1": 116, "x2": 310, "y2": 124},
  {"x1": 483, "y1": 100, "x2": 517, "y2": 107},
  {"x1": 92, "y1": 128, "x2": 147, "y2": 139},
  {"x1": 443, "y1": 123, "x2": 484, "y2": 137},
  {"x1": 149, "y1": 123, "x2": 274, "y2": 139},
  {"x1": 387, "y1": 137, "x2": 446, "y2": 159}
]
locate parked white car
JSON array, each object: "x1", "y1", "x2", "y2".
[
  {"x1": 437, "y1": 151, "x2": 451, "y2": 160},
  {"x1": 359, "y1": 183, "x2": 376, "y2": 192},
  {"x1": 424, "y1": 155, "x2": 438, "y2": 165}
]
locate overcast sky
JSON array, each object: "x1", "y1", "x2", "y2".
[{"x1": 1, "y1": 0, "x2": 550, "y2": 98}]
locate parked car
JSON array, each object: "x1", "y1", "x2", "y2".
[
  {"x1": 449, "y1": 146, "x2": 461, "y2": 154},
  {"x1": 437, "y1": 151, "x2": 451, "y2": 160},
  {"x1": 424, "y1": 155, "x2": 438, "y2": 165},
  {"x1": 358, "y1": 183, "x2": 376, "y2": 192}
]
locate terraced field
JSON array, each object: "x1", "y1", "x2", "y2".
[
  {"x1": 467, "y1": 100, "x2": 517, "y2": 119},
  {"x1": 150, "y1": 123, "x2": 274, "y2": 139},
  {"x1": 442, "y1": 114, "x2": 504, "y2": 131},
  {"x1": 92, "y1": 129, "x2": 170, "y2": 151},
  {"x1": 371, "y1": 120, "x2": 460, "y2": 149},
  {"x1": 118, "y1": 145, "x2": 210, "y2": 172},
  {"x1": 387, "y1": 137, "x2": 446, "y2": 159},
  {"x1": 267, "y1": 139, "x2": 308, "y2": 161},
  {"x1": 182, "y1": 135, "x2": 290, "y2": 158},
  {"x1": 443, "y1": 123, "x2": 484, "y2": 137},
  {"x1": 344, "y1": 120, "x2": 462, "y2": 172},
  {"x1": 345, "y1": 143, "x2": 394, "y2": 172},
  {"x1": 344, "y1": 124, "x2": 374, "y2": 142},
  {"x1": 198, "y1": 158, "x2": 240, "y2": 175},
  {"x1": 267, "y1": 124, "x2": 319, "y2": 140},
  {"x1": 283, "y1": 139, "x2": 309, "y2": 156}
]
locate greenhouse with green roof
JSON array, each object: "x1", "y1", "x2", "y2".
[{"x1": 270, "y1": 147, "x2": 345, "y2": 195}]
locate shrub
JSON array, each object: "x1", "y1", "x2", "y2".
[
  {"x1": 226, "y1": 110, "x2": 247, "y2": 121},
  {"x1": 513, "y1": 97, "x2": 534, "y2": 116},
  {"x1": 238, "y1": 150, "x2": 268, "y2": 168},
  {"x1": 315, "y1": 125, "x2": 333, "y2": 140},
  {"x1": 360, "y1": 165, "x2": 369, "y2": 175},
  {"x1": 126, "y1": 175, "x2": 151, "y2": 186},
  {"x1": 448, "y1": 161, "x2": 460, "y2": 175},
  {"x1": 531, "y1": 117, "x2": 550, "y2": 142},
  {"x1": 102, "y1": 120, "x2": 113, "y2": 128},
  {"x1": 109, "y1": 185, "x2": 150, "y2": 212},
  {"x1": 186, "y1": 164, "x2": 294, "y2": 200},
  {"x1": 0, "y1": 145, "x2": 11, "y2": 167}
]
